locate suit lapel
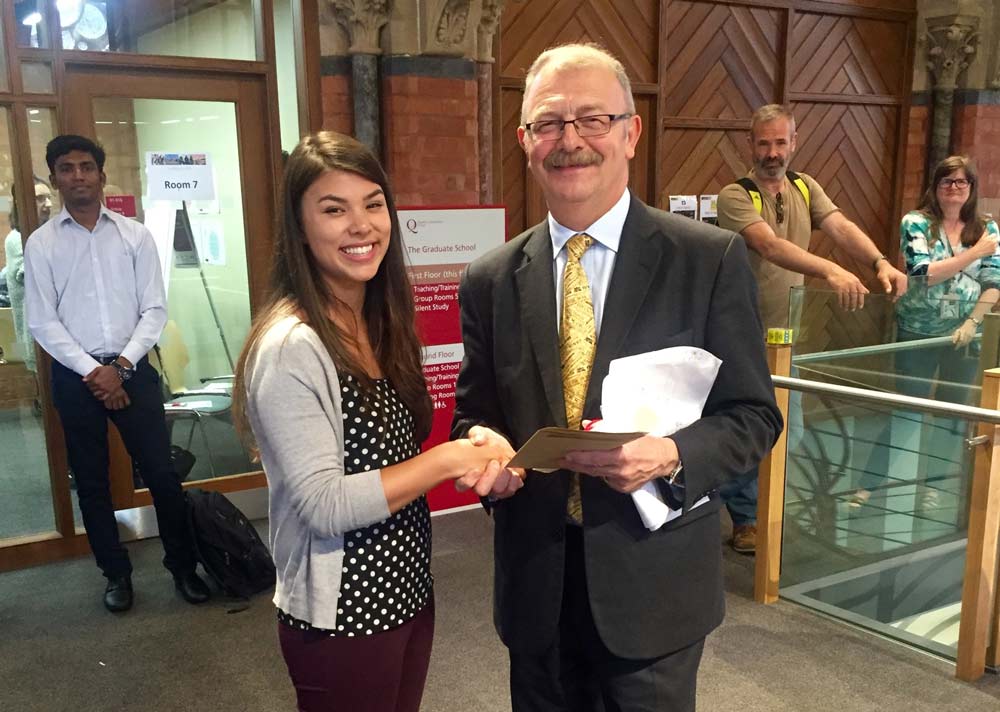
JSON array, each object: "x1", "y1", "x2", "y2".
[
  {"x1": 515, "y1": 225, "x2": 566, "y2": 427},
  {"x1": 586, "y1": 197, "x2": 664, "y2": 410}
]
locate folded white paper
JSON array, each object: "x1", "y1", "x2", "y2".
[{"x1": 595, "y1": 346, "x2": 721, "y2": 530}]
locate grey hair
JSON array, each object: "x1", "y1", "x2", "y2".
[
  {"x1": 750, "y1": 104, "x2": 796, "y2": 137},
  {"x1": 521, "y1": 43, "x2": 636, "y2": 124}
]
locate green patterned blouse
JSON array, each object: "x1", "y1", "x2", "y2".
[{"x1": 895, "y1": 210, "x2": 1000, "y2": 336}]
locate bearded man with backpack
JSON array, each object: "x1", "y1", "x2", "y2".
[{"x1": 716, "y1": 104, "x2": 908, "y2": 554}]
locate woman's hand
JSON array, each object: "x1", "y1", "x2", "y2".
[
  {"x1": 952, "y1": 319, "x2": 978, "y2": 348},
  {"x1": 454, "y1": 426, "x2": 525, "y2": 499},
  {"x1": 444, "y1": 434, "x2": 514, "y2": 479},
  {"x1": 971, "y1": 233, "x2": 999, "y2": 260}
]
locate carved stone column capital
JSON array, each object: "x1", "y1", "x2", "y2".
[
  {"x1": 422, "y1": 0, "x2": 473, "y2": 56},
  {"x1": 476, "y1": 0, "x2": 505, "y2": 63},
  {"x1": 925, "y1": 16, "x2": 979, "y2": 91},
  {"x1": 329, "y1": 0, "x2": 391, "y2": 55}
]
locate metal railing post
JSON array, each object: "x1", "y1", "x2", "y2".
[{"x1": 755, "y1": 344, "x2": 792, "y2": 604}]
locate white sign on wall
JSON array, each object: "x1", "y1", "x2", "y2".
[
  {"x1": 145, "y1": 152, "x2": 215, "y2": 201},
  {"x1": 669, "y1": 195, "x2": 698, "y2": 220},
  {"x1": 399, "y1": 207, "x2": 506, "y2": 267}
]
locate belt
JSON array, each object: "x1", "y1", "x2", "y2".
[{"x1": 90, "y1": 354, "x2": 120, "y2": 366}]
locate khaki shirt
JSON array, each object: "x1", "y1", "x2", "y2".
[{"x1": 717, "y1": 170, "x2": 839, "y2": 328}]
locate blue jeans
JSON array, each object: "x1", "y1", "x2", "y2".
[{"x1": 720, "y1": 469, "x2": 758, "y2": 527}]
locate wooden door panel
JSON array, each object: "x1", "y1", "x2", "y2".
[
  {"x1": 792, "y1": 102, "x2": 899, "y2": 259},
  {"x1": 500, "y1": 0, "x2": 659, "y2": 83},
  {"x1": 501, "y1": 87, "x2": 528, "y2": 238},
  {"x1": 664, "y1": 1, "x2": 782, "y2": 118},
  {"x1": 791, "y1": 14, "x2": 908, "y2": 96},
  {"x1": 659, "y1": 129, "x2": 751, "y2": 205}
]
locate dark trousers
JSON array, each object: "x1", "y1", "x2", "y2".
[
  {"x1": 509, "y1": 528, "x2": 705, "y2": 712},
  {"x1": 52, "y1": 358, "x2": 195, "y2": 579},
  {"x1": 278, "y1": 599, "x2": 435, "y2": 712}
]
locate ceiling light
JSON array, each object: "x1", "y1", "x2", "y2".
[{"x1": 22, "y1": 12, "x2": 43, "y2": 26}]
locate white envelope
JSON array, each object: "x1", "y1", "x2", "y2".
[{"x1": 594, "y1": 346, "x2": 721, "y2": 530}]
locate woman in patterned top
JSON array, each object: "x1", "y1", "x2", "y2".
[
  {"x1": 852, "y1": 155, "x2": 999, "y2": 506},
  {"x1": 232, "y1": 132, "x2": 517, "y2": 712}
]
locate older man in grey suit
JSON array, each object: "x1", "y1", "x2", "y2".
[{"x1": 452, "y1": 43, "x2": 782, "y2": 711}]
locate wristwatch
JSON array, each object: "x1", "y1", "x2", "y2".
[
  {"x1": 662, "y1": 459, "x2": 684, "y2": 486},
  {"x1": 112, "y1": 359, "x2": 135, "y2": 382},
  {"x1": 872, "y1": 254, "x2": 889, "y2": 270}
]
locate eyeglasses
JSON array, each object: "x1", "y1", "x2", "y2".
[
  {"x1": 939, "y1": 178, "x2": 972, "y2": 189},
  {"x1": 524, "y1": 113, "x2": 633, "y2": 141},
  {"x1": 775, "y1": 192, "x2": 784, "y2": 225}
]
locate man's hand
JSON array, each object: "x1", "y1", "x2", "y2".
[
  {"x1": 562, "y1": 435, "x2": 679, "y2": 494},
  {"x1": 875, "y1": 260, "x2": 908, "y2": 301},
  {"x1": 824, "y1": 264, "x2": 869, "y2": 311},
  {"x1": 454, "y1": 425, "x2": 524, "y2": 499},
  {"x1": 952, "y1": 319, "x2": 978, "y2": 348},
  {"x1": 83, "y1": 365, "x2": 122, "y2": 400},
  {"x1": 102, "y1": 387, "x2": 131, "y2": 410}
]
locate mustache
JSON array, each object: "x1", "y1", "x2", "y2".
[{"x1": 544, "y1": 150, "x2": 603, "y2": 169}]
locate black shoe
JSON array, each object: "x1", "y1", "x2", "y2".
[
  {"x1": 104, "y1": 575, "x2": 133, "y2": 612},
  {"x1": 173, "y1": 570, "x2": 210, "y2": 604}
]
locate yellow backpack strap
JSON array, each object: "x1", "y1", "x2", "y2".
[
  {"x1": 786, "y1": 170, "x2": 810, "y2": 211},
  {"x1": 735, "y1": 177, "x2": 763, "y2": 214}
]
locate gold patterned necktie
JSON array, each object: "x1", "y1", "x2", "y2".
[{"x1": 560, "y1": 233, "x2": 596, "y2": 524}]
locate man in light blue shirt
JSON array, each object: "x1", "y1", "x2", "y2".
[{"x1": 24, "y1": 135, "x2": 208, "y2": 613}]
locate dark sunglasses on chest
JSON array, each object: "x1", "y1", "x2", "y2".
[{"x1": 775, "y1": 192, "x2": 784, "y2": 225}]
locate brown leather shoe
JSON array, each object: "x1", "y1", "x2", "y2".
[{"x1": 731, "y1": 524, "x2": 756, "y2": 555}]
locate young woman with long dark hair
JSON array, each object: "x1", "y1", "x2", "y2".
[{"x1": 233, "y1": 132, "x2": 510, "y2": 712}]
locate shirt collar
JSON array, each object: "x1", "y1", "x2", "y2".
[
  {"x1": 549, "y1": 188, "x2": 630, "y2": 258},
  {"x1": 57, "y1": 203, "x2": 117, "y2": 230}
]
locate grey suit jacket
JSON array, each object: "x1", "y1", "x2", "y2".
[{"x1": 452, "y1": 194, "x2": 781, "y2": 659}]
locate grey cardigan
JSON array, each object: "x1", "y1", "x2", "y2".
[{"x1": 247, "y1": 316, "x2": 390, "y2": 629}]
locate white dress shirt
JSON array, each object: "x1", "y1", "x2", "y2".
[
  {"x1": 24, "y1": 204, "x2": 167, "y2": 376},
  {"x1": 550, "y1": 188, "x2": 630, "y2": 337}
]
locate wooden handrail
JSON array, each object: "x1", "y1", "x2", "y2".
[
  {"x1": 755, "y1": 344, "x2": 792, "y2": 604},
  {"x1": 956, "y1": 368, "x2": 1000, "y2": 681}
]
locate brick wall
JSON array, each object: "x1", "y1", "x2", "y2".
[
  {"x1": 902, "y1": 101, "x2": 929, "y2": 212},
  {"x1": 320, "y1": 57, "x2": 353, "y2": 136},
  {"x1": 381, "y1": 57, "x2": 479, "y2": 206},
  {"x1": 952, "y1": 93, "x2": 1000, "y2": 203}
]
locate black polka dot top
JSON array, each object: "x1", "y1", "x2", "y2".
[{"x1": 277, "y1": 375, "x2": 433, "y2": 636}]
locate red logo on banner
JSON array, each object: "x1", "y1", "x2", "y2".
[{"x1": 105, "y1": 195, "x2": 137, "y2": 217}]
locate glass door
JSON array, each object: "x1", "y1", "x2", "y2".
[{"x1": 61, "y1": 65, "x2": 277, "y2": 509}]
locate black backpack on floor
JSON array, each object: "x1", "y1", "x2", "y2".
[{"x1": 186, "y1": 488, "x2": 276, "y2": 600}]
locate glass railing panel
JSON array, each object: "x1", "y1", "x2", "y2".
[
  {"x1": 781, "y1": 389, "x2": 972, "y2": 659},
  {"x1": 780, "y1": 283, "x2": 986, "y2": 659},
  {"x1": 789, "y1": 280, "x2": 985, "y2": 406}
]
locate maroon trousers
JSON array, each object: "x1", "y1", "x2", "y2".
[{"x1": 278, "y1": 599, "x2": 435, "y2": 712}]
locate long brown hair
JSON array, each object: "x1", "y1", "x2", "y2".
[
  {"x1": 920, "y1": 155, "x2": 986, "y2": 247},
  {"x1": 233, "y1": 132, "x2": 432, "y2": 448}
]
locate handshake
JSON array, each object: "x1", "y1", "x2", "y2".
[
  {"x1": 447, "y1": 425, "x2": 525, "y2": 501},
  {"x1": 443, "y1": 425, "x2": 683, "y2": 499}
]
